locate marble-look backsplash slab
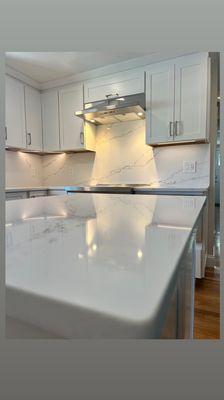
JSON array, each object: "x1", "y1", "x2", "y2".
[
  {"x1": 42, "y1": 152, "x2": 95, "y2": 187},
  {"x1": 6, "y1": 151, "x2": 43, "y2": 188},
  {"x1": 5, "y1": 120, "x2": 210, "y2": 189},
  {"x1": 43, "y1": 120, "x2": 210, "y2": 189}
]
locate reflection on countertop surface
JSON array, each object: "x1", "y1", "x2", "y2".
[{"x1": 6, "y1": 193, "x2": 206, "y2": 338}]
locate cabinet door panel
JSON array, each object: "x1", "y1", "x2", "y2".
[
  {"x1": 6, "y1": 192, "x2": 28, "y2": 201},
  {"x1": 174, "y1": 54, "x2": 208, "y2": 142},
  {"x1": 146, "y1": 62, "x2": 175, "y2": 144},
  {"x1": 84, "y1": 70, "x2": 144, "y2": 103},
  {"x1": 41, "y1": 91, "x2": 60, "y2": 152},
  {"x1": 59, "y1": 85, "x2": 84, "y2": 150},
  {"x1": 25, "y1": 86, "x2": 43, "y2": 151},
  {"x1": 5, "y1": 76, "x2": 26, "y2": 148},
  {"x1": 177, "y1": 234, "x2": 195, "y2": 339}
]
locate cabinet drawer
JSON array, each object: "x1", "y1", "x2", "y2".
[
  {"x1": 6, "y1": 192, "x2": 28, "y2": 201},
  {"x1": 84, "y1": 69, "x2": 145, "y2": 103},
  {"x1": 29, "y1": 190, "x2": 48, "y2": 198},
  {"x1": 48, "y1": 190, "x2": 66, "y2": 196}
]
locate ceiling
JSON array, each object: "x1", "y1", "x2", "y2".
[{"x1": 5, "y1": 52, "x2": 150, "y2": 84}]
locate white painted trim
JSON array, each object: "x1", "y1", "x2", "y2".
[
  {"x1": 5, "y1": 65, "x2": 41, "y2": 90},
  {"x1": 40, "y1": 52, "x2": 196, "y2": 91},
  {"x1": 5, "y1": 52, "x2": 198, "y2": 93}
]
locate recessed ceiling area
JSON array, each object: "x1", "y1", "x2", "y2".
[{"x1": 5, "y1": 52, "x2": 151, "y2": 84}]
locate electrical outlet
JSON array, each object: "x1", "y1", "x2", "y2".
[
  {"x1": 31, "y1": 168, "x2": 37, "y2": 177},
  {"x1": 183, "y1": 161, "x2": 197, "y2": 173},
  {"x1": 68, "y1": 167, "x2": 75, "y2": 176}
]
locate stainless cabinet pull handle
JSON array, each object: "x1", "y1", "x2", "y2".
[
  {"x1": 105, "y1": 93, "x2": 119, "y2": 99},
  {"x1": 80, "y1": 131, "x2": 84, "y2": 145},
  {"x1": 27, "y1": 132, "x2": 32, "y2": 146},
  {"x1": 5, "y1": 126, "x2": 7, "y2": 141},
  {"x1": 169, "y1": 121, "x2": 174, "y2": 137},
  {"x1": 175, "y1": 121, "x2": 182, "y2": 136}
]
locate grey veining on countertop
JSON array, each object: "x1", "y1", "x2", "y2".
[{"x1": 6, "y1": 193, "x2": 206, "y2": 338}]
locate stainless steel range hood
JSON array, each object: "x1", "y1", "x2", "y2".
[{"x1": 75, "y1": 93, "x2": 145, "y2": 125}]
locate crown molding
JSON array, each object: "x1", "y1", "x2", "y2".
[
  {"x1": 40, "y1": 51, "x2": 194, "y2": 91},
  {"x1": 5, "y1": 51, "x2": 196, "y2": 92},
  {"x1": 5, "y1": 65, "x2": 41, "y2": 89}
]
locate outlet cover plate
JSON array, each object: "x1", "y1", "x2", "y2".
[{"x1": 183, "y1": 161, "x2": 197, "y2": 173}]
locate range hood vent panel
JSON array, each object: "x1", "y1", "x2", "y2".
[{"x1": 75, "y1": 93, "x2": 146, "y2": 125}]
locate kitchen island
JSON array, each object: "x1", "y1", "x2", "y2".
[{"x1": 6, "y1": 193, "x2": 206, "y2": 339}]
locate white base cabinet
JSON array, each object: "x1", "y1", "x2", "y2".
[
  {"x1": 146, "y1": 53, "x2": 209, "y2": 146},
  {"x1": 160, "y1": 233, "x2": 196, "y2": 339}
]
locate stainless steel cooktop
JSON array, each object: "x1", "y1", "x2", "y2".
[{"x1": 64, "y1": 185, "x2": 208, "y2": 196}]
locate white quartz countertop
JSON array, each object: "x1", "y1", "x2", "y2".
[{"x1": 6, "y1": 193, "x2": 206, "y2": 338}]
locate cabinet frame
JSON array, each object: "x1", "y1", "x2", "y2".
[
  {"x1": 24, "y1": 85, "x2": 43, "y2": 151},
  {"x1": 84, "y1": 69, "x2": 145, "y2": 103},
  {"x1": 146, "y1": 53, "x2": 210, "y2": 146},
  {"x1": 41, "y1": 90, "x2": 61, "y2": 152},
  {"x1": 5, "y1": 76, "x2": 27, "y2": 150},
  {"x1": 58, "y1": 84, "x2": 96, "y2": 152}
]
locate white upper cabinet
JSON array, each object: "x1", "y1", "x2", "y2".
[
  {"x1": 84, "y1": 69, "x2": 144, "y2": 103},
  {"x1": 5, "y1": 53, "x2": 209, "y2": 152},
  {"x1": 41, "y1": 90, "x2": 60, "y2": 152},
  {"x1": 174, "y1": 53, "x2": 208, "y2": 142},
  {"x1": 146, "y1": 61, "x2": 175, "y2": 145},
  {"x1": 5, "y1": 76, "x2": 26, "y2": 149},
  {"x1": 24, "y1": 86, "x2": 43, "y2": 151},
  {"x1": 59, "y1": 84, "x2": 83, "y2": 150},
  {"x1": 59, "y1": 84, "x2": 95, "y2": 151},
  {"x1": 146, "y1": 53, "x2": 209, "y2": 145}
]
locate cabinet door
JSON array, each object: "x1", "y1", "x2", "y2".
[
  {"x1": 6, "y1": 191, "x2": 28, "y2": 201},
  {"x1": 29, "y1": 190, "x2": 48, "y2": 198},
  {"x1": 174, "y1": 53, "x2": 208, "y2": 142},
  {"x1": 84, "y1": 69, "x2": 144, "y2": 103},
  {"x1": 25, "y1": 86, "x2": 43, "y2": 151},
  {"x1": 5, "y1": 76, "x2": 26, "y2": 148},
  {"x1": 59, "y1": 84, "x2": 84, "y2": 150},
  {"x1": 145, "y1": 61, "x2": 175, "y2": 145},
  {"x1": 41, "y1": 91, "x2": 60, "y2": 152},
  {"x1": 177, "y1": 234, "x2": 195, "y2": 339}
]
